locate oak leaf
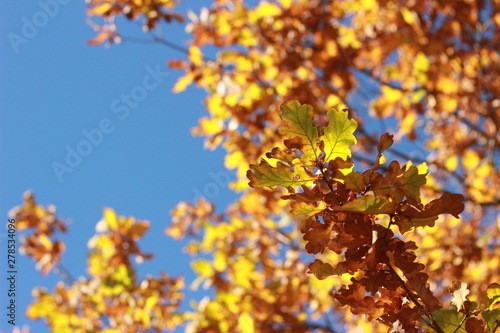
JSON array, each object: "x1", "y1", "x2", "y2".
[{"x1": 247, "y1": 159, "x2": 315, "y2": 188}]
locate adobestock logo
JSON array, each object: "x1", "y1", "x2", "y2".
[
  {"x1": 8, "y1": 0, "x2": 71, "y2": 54},
  {"x1": 192, "y1": 170, "x2": 232, "y2": 202},
  {"x1": 51, "y1": 64, "x2": 169, "y2": 182}
]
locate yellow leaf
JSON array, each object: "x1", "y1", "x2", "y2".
[
  {"x1": 322, "y1": 107, "x2": 358, "y2": 162},
  {"x1": 238, "y1": 27, "x2": 258, "y2": 47},
  {"x1": 445, "y1": 154, "x2": 458, "y2": 172},
  {"x1": 416, "y1": 162, "x2": 428, "y2": 174},
  {"x1": 104, "y1": 207, "x2": 118, "y2": 230},
  {"x1": 487, "y1": 283, "x2": 500, "y2": 310},
  {"x1": 476, "y1": 161, "x2": 491, "y2": 177},
  {"x1": 87, "y1": 3, "x2": 112, "y2": 16},
  {"x1": 401, "y1": 7, "x2": 415, "y2": 25},
  {"x1": 214, "y1": 250, "x2": 227, "y2": 272},
  {"x1": 278, "y1": 0, "x2": 292, "y2": 9},
  {"x1": 199, "y1": 117, "x2": 223, "y2": 135},
  {"x1": 325, "y1": 40, "x2": 338, "y2": 57},
  {"x1": 326, "y1": 94, "x2": 344, "y2": 109},
  {"x1": 192, "y1": 259, "x2": 213, "y2": 277},
  {"x1": 382, "y1": 85, "x2": 403, "y2": 103},
  {"x1": 494, "y1": 13, "x2": 500, "y2": 27},
  {"x1": 400, "y1": 110, "x2": 416, "y2": 136},
  {"x1": 225, "y1": 150, "x2": 245, "y2": 170},
  {"x1": 205, "y1": 301, "x2": 224, "y2": 321},
  {"x1": 378, "y1": 154, "x2": 386, "y2": 165},
  {"x1": 440, "y1": 96, "x2": 457, "y2": 113},
  {"x1": 239, "y1": 312, "x2": 255, "y2": 333},
  {"x1": 173, "y1": 73, "x2": 194, "y2": 93},
  {"x1": 414, "y1": 52, "x2": 430, "y2": 72},
  {"x1": 188, "y1": 46, "x2": 203, "y2": 66},
  {"x1": 39, "y1": 234, "x2": 52, "y2": 249},
  {"x1": 463, "y1": 149, "x2": 480, "y2": 170},
  {"x1": 253, "y1": 2, "x2": 282, "y2": 19},
  {"x1": 437, "y1": 75, "x2": 459, "y2": 94},
  {"x1": 338, "y1": 26, "x2": 361, "y2": 49},
  {"x1": 145, "y1": 294, "x2": 159, "y2": 310},
  {"x1": 361, "y1": 0, "x2": 377, "y2": 10}
]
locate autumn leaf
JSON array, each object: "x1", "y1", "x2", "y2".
[
  {"x1": 464, "y1": 317, "x2": 486, "y2": 333},
  {"x1": 247, "y1": 159, "x2": 315, "y2": 188},
  {"x1": 408, "y1": 273, "x2": 442, "y2": 311},
  {"x1": 336, "y1": 195, "x2": 396, "y2": 214},
  {"x1": 395, "y1": 216, "x2": 437, "y2": 234},
  {"x1": 449, "y1": 281, "x2": 470, "y2": 312},
  {"x1": 343, "y1": 172, "x2": 365, "y2": 192},
  {"x1": 431, "y1": 308, "x2": 466, "y2": 333},
  {"x1": 279, "y1": 101, "x2": 320, "y2": 163},
  {"x1": 398, "y1": 192, "x2": 465, "y2": 220},
  {"x1": 372, "y1": 161, "x2": 427, "y2": 202},
  {"x1": 86, "y1": 2, "x2": 112, "y2": 16},
  {"x1": 321, "y1": 108, "x2": 357, "y2": 163},
  {"x1": 482, "y1": 308, "x2": 500, "y2": 332},
  {"x1": 308, "y1": 259, "x2": 337, "y2": 279},
  {"x1": 303, "y1": 221, "x2": 333, "y2": 254},
  {"x1": 372, "y1": 133, "x2": 394, "y2": 171},
  {"x1": 291, "y1": 201, "x2": 326, "y2": 230},
  {"x1": 487, "y1": 283, "x2": 500, "y2": 310}
]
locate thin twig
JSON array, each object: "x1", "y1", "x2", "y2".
[
  {"x1": 452, "y1": 312, "x2": 469, "y2": 333},
  {"x1": 386, "y1": 263, "x2": 445, "y2": 333},
  {"x1": 492, "y1": 319, "x2": 500, "y2": 333}
]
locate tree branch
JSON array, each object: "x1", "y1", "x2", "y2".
[{"x1": 386, "y1": 263, "x2": 445, "y2": 333}]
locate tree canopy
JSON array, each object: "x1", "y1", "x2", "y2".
[{"x1": 8, "y1": 0, "x2": 500, "y2": 332}]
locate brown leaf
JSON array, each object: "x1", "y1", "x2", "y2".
[
  {"x1": 465, "y1": 317, "x2": 486, "y2": 333},
  {"x1": 308, "y1": 259, "x2": 347, "y2": 279},
  {"x1": 407, "y1": 273, "x2": 442, "y2": 311},
  {"x1": 398, "y1": 191, "x2": 465, "y2": 219}
]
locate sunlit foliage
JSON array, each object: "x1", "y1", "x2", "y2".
[{"x1": 8, "y1": 0, "x2": 500, "y2": 332}]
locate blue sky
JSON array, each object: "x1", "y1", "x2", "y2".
[{"x1": 1, "y1": 1, "x2": 235, "y2": 332}]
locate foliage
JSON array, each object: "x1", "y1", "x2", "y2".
[{"x1": 7, "y1": 0, "x2": 500, "y2": 332}]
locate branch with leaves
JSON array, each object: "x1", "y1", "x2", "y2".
[{"x1": 247, "y1": 101, "x2": 498, "y2": 332}]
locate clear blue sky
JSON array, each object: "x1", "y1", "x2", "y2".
[{"x1": 1, "y1": 1, "x2": 235, "y2": 332}]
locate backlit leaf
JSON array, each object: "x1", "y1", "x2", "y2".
[
  {"x1": 279, "y1": 101, "x2": 320, "y2": 163},
  {"x1": 450, "y1": 281, "x2": 470, "y2": 311},
  {"x1": 372, "y1": 161, "x2": 427, "y2": 202},
  {"x1": 337, "y1": 195, "x2": 396, "y2": 214},
  {"x1": 487, "y1": 283, "x2": 500, "y2": 310},
  {"x1": 247, "y1": 159, "x2": 315, "y2": 188},
  {"x1": 431, "y1": 308, "x2": 466, "y2": 333},
  {"x1": 308, "y1": 259, "x2": 339, "y2": 279},
  {"x1": 321, "y1": 108, "x2": 358, "y2": 162},
  {"x1": 291, "y1": 201, "x2": 326, "y2": 220},
  {"x1": 482, "y1": 308, "x2": 500, "y2": 332}
]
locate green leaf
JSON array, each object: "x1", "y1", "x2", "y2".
[
  {"x1": 247, "y1": 159, "x2": 315, "y2": 188},
  {"x1": 482, "y1": 308, "x2": 500, "y2": 332},
  {"x1": 291, "y1": 201, "x2": 326, "y2": 222},
  {"x1": 321, "y1": 108, "x2": 357, "y2": 163},
  {"x1": 279, "y1": 101, "x2": 320, "y2": 163},
  {"x1": 431, "y1": 308, "x2": 466, "y2": 333},
  {"x1": 487, "y1": 283, "x2": 500, "y2": 310},
  {"x1": 372, "y1": 161, "x2": 427, "y2": 202},
  {"x1": 336, "y1": 195, "x2": 396, "y2": 214},
  {"x1": 342, "y1": 171, "x2": 365, "y2": 192}
]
